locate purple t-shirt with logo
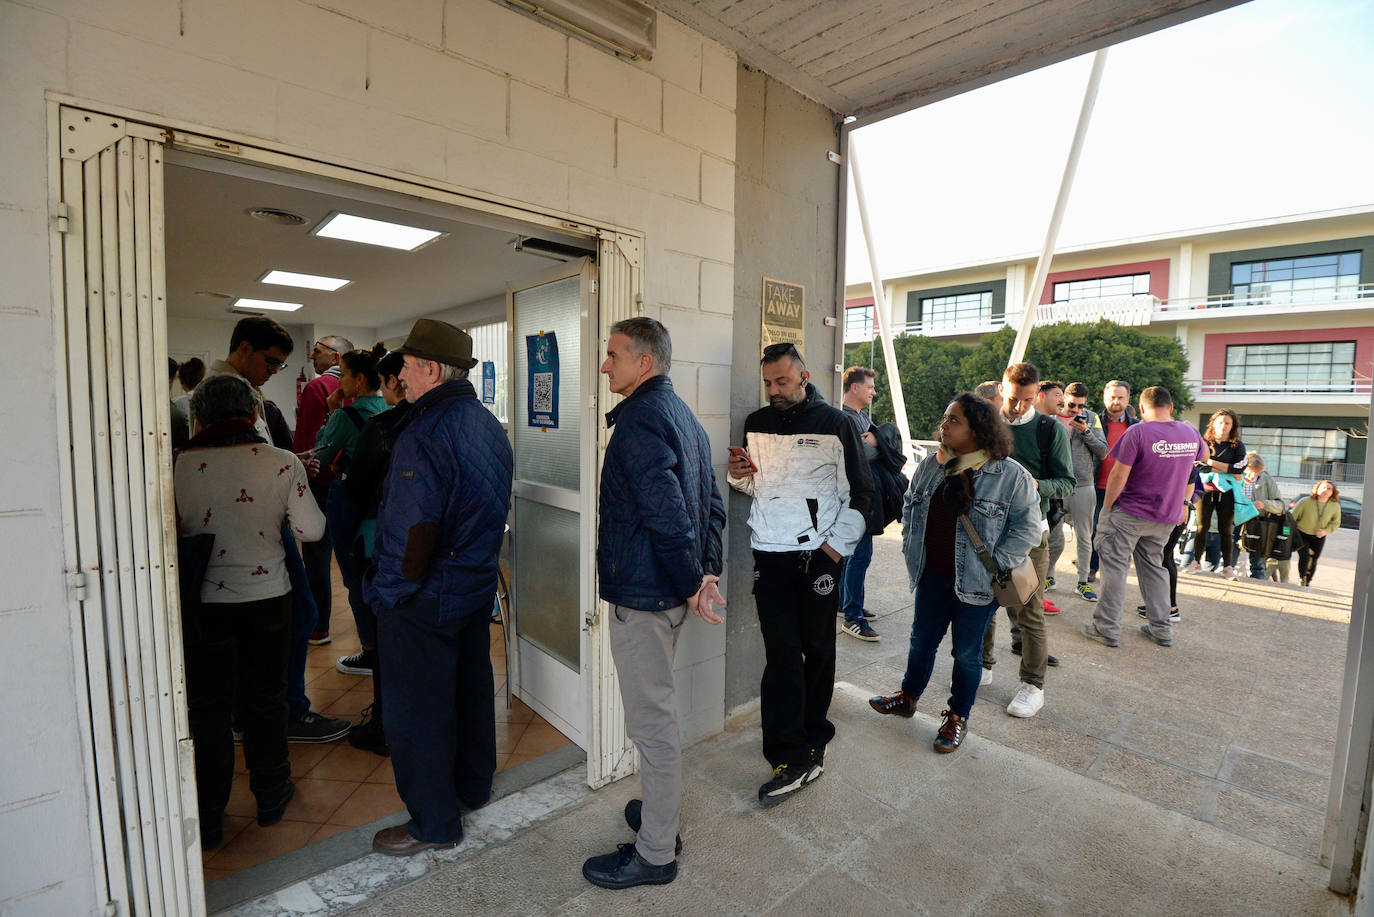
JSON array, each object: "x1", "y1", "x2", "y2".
[{"x1": 1109, "y1": 421, "x2": 1207, "y2": 524}]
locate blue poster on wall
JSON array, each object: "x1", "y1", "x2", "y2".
[
  {"x1": 481, "y1": 361, "x2": 496, "y2": 404},
  {"x1": 525, "y1": 332, "x2": 559, "y2": 429}
]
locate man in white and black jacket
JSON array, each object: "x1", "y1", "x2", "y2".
[{"x1": 728, "y1": 343, "x2": 874, "y2": 809}]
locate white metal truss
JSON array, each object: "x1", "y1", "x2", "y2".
[{"x1": 56, "y1": 107, "x2": 202, "y2": 917}]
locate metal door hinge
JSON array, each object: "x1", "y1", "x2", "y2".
[
  {"x1": 55, "y1": 202, "x2": 71, "y2": 234},
  {"x1": 827, "y1": 151, "x2": 843, "y2": 165},
  {"x1": 68, "y1": 570, "x2": 98, "y2": 602}
]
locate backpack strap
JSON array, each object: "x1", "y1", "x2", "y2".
[
  {"x1": 1035, "y1": 412, "x2": 1056, "y2": 479},
  {"x1": 341, "y1": 405, "x2": 366, "y2": 432}
]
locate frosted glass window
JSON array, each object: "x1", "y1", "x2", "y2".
[
  {"x1": 513, "y1": 276, "x2": 582, "y2": 491},
  {"x1": 513, "y1": 498, "x2": 580, "y2": 670},
  {"x1": 468, "y1": 319, "x2": 509, "y2": 423}
]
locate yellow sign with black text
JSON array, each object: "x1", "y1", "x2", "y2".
[{"x1": 761, "y1": 277, "x2": 804, "y2": 350}]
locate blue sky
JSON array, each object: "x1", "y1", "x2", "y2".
[{"x1": 845, "y1": 0, "x2": 1374, "y2": 284}]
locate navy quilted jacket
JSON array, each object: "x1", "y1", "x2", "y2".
[
  {"x1": 598, "y1": 375, "x2": 726, "y2": 611},
  {"x1": 365, "y1": 380, "x2": 513, "y2": 622}
]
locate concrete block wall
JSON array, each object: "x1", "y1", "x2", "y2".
[{"x1": 0, "y1": 1, "x2": 735, "y2": 911}]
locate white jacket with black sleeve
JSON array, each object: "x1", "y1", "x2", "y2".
[{"x1": 727, "y1": 383, "x2": 875, "y2": 557}]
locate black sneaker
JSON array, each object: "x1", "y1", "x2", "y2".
[
  {"x1": 1136, "y1": 605, "x2": 1181, "y2": 624},
  {"x1": 336, "y1": 648, "x2": 375, "y2": 676},
  {"x1": 757, "y1": 762, "x2": 820, "y2": 808},
  {"x1": 582, "y1": 843, "x2": 677, "y2": 889},
  {"x1": 624, "y1": 799, "x2": 682, "y2": 855},
  {"x1": 257, "y1": 780, "x2": 295, "y2": 826},
  {"x1": 1010, "y1": 643, "x2": 1059, "y2": 666},
  {"x1": 1139, "y1": 623, "x2": 1173, "y2": 647},
  {"x1": 348, "y1": 705, "x2": 389, "y2": 756},
  {"x1": 287, "y1": 711, "x2": 351, "y2": 743}
]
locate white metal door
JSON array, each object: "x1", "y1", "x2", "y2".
[
  {"x1": 507, "y1": 259, "x2": 597, "y2": 750},
  {"x1": 55, "y1": 107, "x2": 202, "y2": 917},
  {"x1": 587, "y1": 232, "x2": 644, "y2": 788}
]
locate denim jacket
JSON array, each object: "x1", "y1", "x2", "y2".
[{"x1": 901, "y1": 454, "x2": 1043, "y2": 604}]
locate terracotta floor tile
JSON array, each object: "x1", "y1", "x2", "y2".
[
  {"x1": 233, "y1": 746, "x2": 246, "y2": 775},
  {"x1": 223, "y1": 774, "x2": 255, "y2": 818},
  {"x1": 202, "y1": 866, "x2": 234, "y2": 885},
  {"x1": 309, "y1": 822, "x2": 354, "y2": 845},
  {"x1": 497, "y1": 697, "x2": 536, "y2": 725},
  {"x1": 364, "y1": 757, "x2": 395, "y2": 785},
  {"x1": 309, "y1": 667, "x2": 364, "y2": 693},
  {"x1": 319, "y1": 687, "x2": 370, "y2": 719},
  {"x1": 285, "y1": 777, "x2": 356, "y2": 824},
  {"x1": 496, "y1": 721, "x2": 528, "y2": 755},
  {"x1": 328, "y1": 783, "x2": 407, "y2": 827},
  {"x1": 288, "y1": 743, "x2": 335, "y2": 776},
  {"x1": 307, "y1": 745, "x2": 384, "y2": 783},
  {"x1": 205, "y1": 819, "x2": 319, "y2": 873},
  {"x1": 512, "y1": 723, "x2": 570, "y2": 758},
  {"x1": 202, "y1": 813, "x2": 254, "y2": 863},
  {"x1": 306, "y1": 686, "x2": 348, "y2": 711},
  {"x1": 494, "y1": 752, "x2": 512, "y2": 773}
]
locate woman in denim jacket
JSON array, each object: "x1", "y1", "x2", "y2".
[{"x1": 869, "y1": 393, "x2": 1041, "y2": 752}]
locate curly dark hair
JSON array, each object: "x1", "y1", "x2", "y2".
[
  {"x1": 951, "y1": 392, "x2": 1013, "y2": 460},
  {"x1": 1204, "y1": 409, "x2": 1242, "y2": 444}
]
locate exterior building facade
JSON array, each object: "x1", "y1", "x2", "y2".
[{"x1": 845, "y1": 207, "x2": 1374, "y2": 499}]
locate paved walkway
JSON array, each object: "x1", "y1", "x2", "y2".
[{"x1": 330, "y1": 529, "x2": 1358, "y2": 916}]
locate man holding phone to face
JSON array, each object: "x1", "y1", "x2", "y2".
[
  {"x1": 727, "y1": 344, "x2": 873, "y2": 809},
  {"x1": 1051, "y1": 382, "x2": 1108, "y2": 602}
]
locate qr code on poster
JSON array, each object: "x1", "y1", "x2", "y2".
[{"x1": 532, "y1": 372, "x2": 554, "y2": 414}]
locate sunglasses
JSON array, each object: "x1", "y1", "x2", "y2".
[{"x1": 761, "y1": 342, "x2": 802, "y2": 363}]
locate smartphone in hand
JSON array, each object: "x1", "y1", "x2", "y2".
[{"x1": 728, "y1": 445, "x2": 758, "y2": 473}]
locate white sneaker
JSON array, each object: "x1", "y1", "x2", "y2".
[
  {"x1": 1183, "y1": 561, "x2": 1203, "y2": 574},
  {"x1": 1007, "y1": 682, "x2": 1044, "y2": 718},
  {"x1": 980, "y1": 667, "x2": 993, "y2": 686},
  {"x1": 1222, "y1": 566, "x2": 1238, "y2": 581}
]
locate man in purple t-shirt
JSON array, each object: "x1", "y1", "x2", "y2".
[{"x1": 1081, "y1": 386, "x2": 1205, "y2": 648}]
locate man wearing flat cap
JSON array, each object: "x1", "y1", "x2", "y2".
[{"x1": 365, "y1": 319, "x2": 514, "y2": 856}]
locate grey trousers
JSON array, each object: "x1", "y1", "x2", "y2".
[
  {"x1": 609, "y1": 603, "x2": 688, "y2": 866},
  {"x1": 1092, "y1": 508, "x2": 1175, "y2": 643},
  {"x1": 1047, "y1": 483, "x2": 1098, "y2": 584}
]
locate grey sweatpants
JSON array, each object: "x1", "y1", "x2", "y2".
[
  {"x1": 609, "y1": 603, "x2": 687, "y2": 866},
  {"x1": 1047, "y1": 483, "x2": 1098, "y2": 584},
  {"x1": 1092, "y1": 508, "x2": 1174, "y2": 643}
]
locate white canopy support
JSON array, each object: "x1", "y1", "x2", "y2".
[
  {"x1": 1007, "y1": 49, "x2": 1110, "y2": 368},
  {"x1": 848, "y1": 137, "x2": 913, "y2": 453}
]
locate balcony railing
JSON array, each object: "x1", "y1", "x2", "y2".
[
  {"x1": 1155, "y1": 281, "x2": 1374, "y2": 314},
  {"x1": 1187, "y1": 376, "x2": 1372, "y2": 396}
]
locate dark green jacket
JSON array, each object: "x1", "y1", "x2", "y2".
[{"x1": 1008, "y1": 411, "x2": 1075, "y2": 519}]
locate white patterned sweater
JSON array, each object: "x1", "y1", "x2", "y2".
[{"x1": 175, "y1": 442, "x2": 327, "y2": 604}]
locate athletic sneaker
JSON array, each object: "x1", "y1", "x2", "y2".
[
  {"x1": 1006, "y1": 682, "x2": 1044, "y2": 718},
  {"x1": 841, "y1": 619, "x2": 880, "y2": 642},
  {"x1": 1045, "y1": 576, "x2": 1056, "y2": 592},
  {"x1": 1075, "y1": 583, "x2": 1098, "y2": 602},
  {"x1": 1222, "y1": 566, "x2": 1239, "y2": 581},
  {"x1": 757, "y1": 761, "x2": 820, "y2": 808},
  {"x1": 1182, "y1": 561, "x2": 1203, "y2": 575},
  {"x1": 1042, "y1": 599, "x2": 1061, "y2": 616},
  {"x1": 287, "y1": 711, "x2": 351, "y2": 743},
  {"x1": 1137, "y1": 605, "x2": 1181, "y2": 624},
  {"x1": 980, "y1": 667, "x2": 993, "y2": 686},
  {"x1": 336, "y1": 648, "x2": 375, "y2": 676},
  {"x1": 308, "y1": 630, "x2": 332, "y2": 646}
]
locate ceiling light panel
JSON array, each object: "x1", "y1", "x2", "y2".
[
  {"x1": 260, "y1": 269, "x2": 351, "y2": 291},
  {"x1": 232, "y1": 297, "x2": 305, "y2": 312},
  {"x1": 313, "y1": 213, "x2": 444, "y2": 251}
]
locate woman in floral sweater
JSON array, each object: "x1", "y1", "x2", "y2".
[{"x1": 175, "y1": 375, "x2": 325, "y2": 849}]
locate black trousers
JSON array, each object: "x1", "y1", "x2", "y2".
[
  {"x1": 1194, "y1": 489, "x2": 1236, "y2": 567},
  {"x1": 1162, "y1": 522, "x2": 1186, "y2": 608},
  {"x1": 753, "y1": 549, "x2": 841, "y2": 770},
  {"x1": 379, "y1": 597, "x2": 495, "y2": 843},
  {"x1": 301, "y1": 481, "x2": 333, "y2": 633},
  {"x1": 1298, "y1": 534, "x2": 1327, "y2": 583},
  {"x1": 184, "y1": 593, "x2": 293, "y2": 827}
]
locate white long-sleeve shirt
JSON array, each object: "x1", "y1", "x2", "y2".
[{"x1": 175, "y1": 442, "x2": 326, "y2": 603}]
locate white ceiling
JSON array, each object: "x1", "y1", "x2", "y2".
[
  {"x1": 163, "y1": 152, "x2": 592, "y2": 328},
  {"x1": 650, "y1": 0, "x2": 1244, "y2": 124}
]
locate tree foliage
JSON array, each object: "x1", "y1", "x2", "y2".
[{"x1": 845, "y1": 320, "x2": 1194, "y2": 439}]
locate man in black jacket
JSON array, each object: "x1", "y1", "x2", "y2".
[
  {"x1": 582, "y1": 317, "x2": 726, "y2": 890},
  {"x1": 728, "y1": 344, "x2": 874, "y2": 808}
]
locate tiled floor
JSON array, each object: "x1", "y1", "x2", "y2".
[{"x1": 201, "y1": 565, "x2": 571, "y2": 883}]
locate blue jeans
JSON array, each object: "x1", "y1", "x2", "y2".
[
  {"x1": 902, "y1": 571, "x2": 999, "y2": 719},
  {"x1": 326, "y1": 481, "x2": 374, "y2": 648},
  {"x1": 281, "y1": 526, "x2": 317, "y2": 720},
  {"x1": 840, "y1": 532, "x2": 874, "y2": 623}
]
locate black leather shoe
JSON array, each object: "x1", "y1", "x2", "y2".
[
  {"x1": 257, "y1": 780, "x2": 295, "y2": 827},
  {"x1": 582, "y1": 843, "x2": 677, "y2": 889},
  {"x1": 934, "y1": 709, "x2": 966, "y2": 754},
  {"x1": 625, "y1": 799, "x2": 682, "y2": 855},
  {"x1": 1010, "y1": 643, "x2": 1060, "y2": 667}
]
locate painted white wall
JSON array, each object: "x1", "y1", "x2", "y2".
[{"x1": 0, "y1": 0, "x2": 735, "y2": 910}]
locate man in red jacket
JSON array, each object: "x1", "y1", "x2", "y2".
[{"x1": 293, "y1": 335, "x2": 353, "y2": 644}]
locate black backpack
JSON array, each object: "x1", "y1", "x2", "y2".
[{"x1": 1035, "y1": 413, "x2": 1067, "y2": 526}]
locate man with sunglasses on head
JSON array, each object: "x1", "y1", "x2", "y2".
[
  {"x1": 198, "y1": 317, "x2": 352, "y2": 745},
  {"x1": 728, "y1": 343, "x2": 874, "y2": 809},
  {"x1": 293, "y1": 334, "x2": 355, "y2": 648}
]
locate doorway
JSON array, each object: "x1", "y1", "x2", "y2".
[{"x1": 53, "y1": 106, "x2": 640, "y2": 912}]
